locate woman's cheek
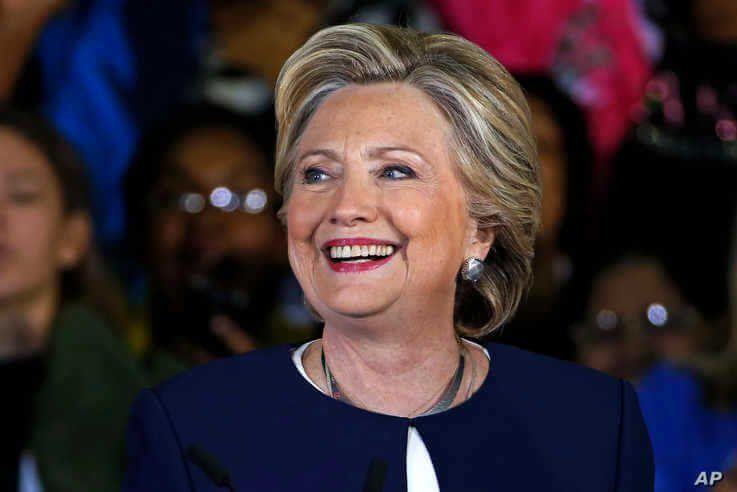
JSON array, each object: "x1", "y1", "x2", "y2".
[
  {"x1": 393, "y1": 194, "x2": 453, "y2": 242},
  {"x1": 286, "y1": 191, "x2": 321, "y2": 235},
  {"x1": 6, "y1": 207, "x2": 61, "y2": 294},
  {"x1": 286, "y1": 197, "x2": 322, "y2": 278}
]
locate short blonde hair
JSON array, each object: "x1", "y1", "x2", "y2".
[{"x1": 274, "y1": 23, "x2": 541, "y2": 337}]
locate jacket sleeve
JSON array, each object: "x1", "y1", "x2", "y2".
[
  {"x1": 123, "y1": 389, "x2": 193, "y2": 491},
  {"x1": 615, "y1": 380, "x2": 655, "y2": 492}
]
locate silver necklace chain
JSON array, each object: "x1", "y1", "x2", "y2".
[{"x1": 320, "y1": 343, "x2": 467, "y2": 417}]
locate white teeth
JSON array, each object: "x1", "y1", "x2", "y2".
[{"x1": 327, "y1": 243, "x2": 397, "y2": 259}]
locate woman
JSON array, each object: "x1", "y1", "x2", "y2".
[
  {"x1": 0, "y1": 108, "x2": 147, "y2": 490},
  {"x1": 124, "y1": 24, "x2": 653, "y2": 491}
]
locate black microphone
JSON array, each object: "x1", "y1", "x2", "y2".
[
  {"x1": 186, "y1": 444, "x2": 237, "y2": 492},
  {"x1": 362, "y1": 458, "x2": 388, "y2": 492}
]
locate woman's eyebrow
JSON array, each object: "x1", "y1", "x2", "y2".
[
  {"x1": 367, "y1": 146, "x2": 428, "y2": 163},
  {"x1": 297, "y1": 146, "x2": 429, "y2": 164},
  {"x1": 297, "y1": 148, "x2": 342, "y2": 163}
]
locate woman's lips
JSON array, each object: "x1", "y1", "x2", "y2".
[
  {"x1": 320, "y1": 237, "x2": 402, "y2": 273},
  {"x1": 323, "y1": 248, "x2": 397, "y2": 273}
]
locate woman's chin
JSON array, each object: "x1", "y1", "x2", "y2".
[{"x1": 319, "y1": 292, "x2": 398, "y2": 319}]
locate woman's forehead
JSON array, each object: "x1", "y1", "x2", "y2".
[
  {"x1": 0, "y1": 128, "x2": 54, "y2": 181},
  {"x1": 297, "y1": 83, "x2": 451, "y2": 157}
]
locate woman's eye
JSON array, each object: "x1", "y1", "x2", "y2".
[
  {"x1": 381, "y1": 165, "x2": 415, "y2": 180},
  {"x1": 302, "y1": 167, "x2": 330, "y2": 184}
]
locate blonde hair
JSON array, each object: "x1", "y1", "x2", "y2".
[{"x1": 274, "y1": 23, "x2": 541, "y2": 337}]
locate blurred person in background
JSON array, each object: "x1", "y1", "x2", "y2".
[
  {"x1": 124, "y1": 103, "x2": 315, "y2": 375},
  {"x1": 636, "y1": 213, "x2": 737, "y2": 492},
  {"x1": 0, "y1": 0, "x2": 204, "y2": 251},
  {"x1": 575, "y1": 255, "x2": 710, "y2": 381},
  {"x1": 490, "y1": 74, "x2": 594, "y2": 361},
  {"x1": 0, "y1": 108, "x2": 146, "y2": 491}
]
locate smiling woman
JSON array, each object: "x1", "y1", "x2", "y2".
[
  {"x1": 286, "y1": 83, "x2": 483, "y2": 327},
  {"x1": 124, "y1": 24, "x2": 654, "y2": 492}
]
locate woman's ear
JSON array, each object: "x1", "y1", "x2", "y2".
[
  {"x1": 56, "y1": 212, "x2": 91, "y2": 270},
  {"x1": 466, "y1": 218, "x2": 495, "y2": 261}
]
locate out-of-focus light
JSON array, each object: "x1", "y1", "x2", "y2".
[
  {"x1": 596, "y1": 309, "x2": 618, "y2": 331},
  {"x1": 664, "y1": 99, "x2": 684, "y2": 125},
  {"x1": 716, "y1": 119, "x2": 737, "y2": 142},
  {"x1": 210, "y1": 187, "x2": 233, "y2": 209},
  {"x1": 647, "y1": 303, "x2": 668, "y2": 327},
  {"x1": 223, "y1": 194, "x2": 240, "y2": 212},
  {"x1": 243, "y1": 188, "x2": 268, "y2": 214},
  {"x1": 180, "y1": 192, "x2": 205, "y2": 213}
]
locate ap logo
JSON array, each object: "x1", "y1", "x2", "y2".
[{"x1": 695, "y1": 471, "x2": 724, "y2": 487}]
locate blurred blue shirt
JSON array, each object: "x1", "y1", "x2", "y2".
[
  {"x1": 35, "y1": 0, "x2": 207, "y2": 247},
  {"x1": 637, "y1": 362, "x2": 737, "y2": 492}
]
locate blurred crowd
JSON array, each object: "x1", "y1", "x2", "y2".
[{"x1": 1, "y1": 0, "x2": 736, "y2": 491}]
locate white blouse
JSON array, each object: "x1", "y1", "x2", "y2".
[{"x1": 292, "y1": 339, "x2": 490, "y2": 492}]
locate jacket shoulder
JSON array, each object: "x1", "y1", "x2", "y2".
[
  {"x1": 486, "y1": 341, "x2": 625, "y2": 438},
  {"x1": 486, "y1": 342, "x2": 653, "y2": 491},
  {"x1": 488, "y1": 341, "x2": 622, "y2": 396},
  {"x1": 153, "y1": 343, "x2": 296, "y2": 399}
]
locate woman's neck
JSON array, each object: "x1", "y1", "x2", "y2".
[
  {"x1": 303, "y1": 313, "x2": 488, "y2": 417},
  {"x1": 0, "y1": 283, "x2": 59, "y2": 355}
]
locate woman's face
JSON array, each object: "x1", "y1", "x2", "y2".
[
  {"x1": 150, "y1": 126, "x2": 285, "y2": 299},
  {"x1": 0, "y1": 128, "x2": 86, "y2": 304},
  {"x1": 286, "y1": 83, "x2": 493, "y2": 321}
]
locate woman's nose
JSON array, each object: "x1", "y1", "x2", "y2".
[{"x1": 329, "y1": 171, "x2": 379, "y2": 226}]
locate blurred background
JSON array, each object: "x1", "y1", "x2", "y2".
[{"x1": 1, "y1": 0, "x2": 736, "y2": 491}]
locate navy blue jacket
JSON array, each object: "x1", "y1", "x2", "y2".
[{"x1": 123, "y1": 341, "x2": 654, "y2": 491}]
